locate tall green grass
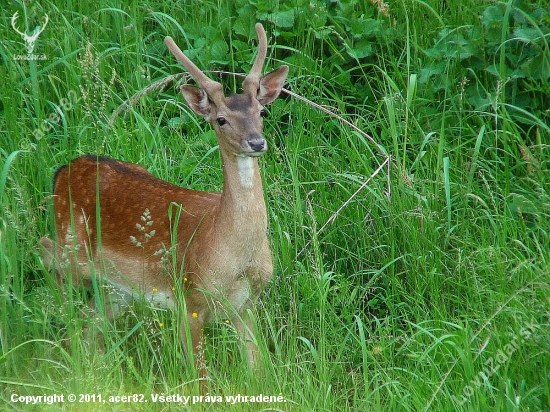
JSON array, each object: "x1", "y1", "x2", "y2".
[{"x1": 1, "y1": 0, "x2": 549, "y2": 410}]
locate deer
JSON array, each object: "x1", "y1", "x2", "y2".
[{"x1": 40, "y1": 23, "x2": 288, "y2": 388}]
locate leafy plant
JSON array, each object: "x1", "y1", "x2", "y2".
[
  {"x1": 1, "y1": 0, "x2": 549, "y2": 410},
  {"x1": 419, "y1": 1, "x2": 550, "y2": 131}
]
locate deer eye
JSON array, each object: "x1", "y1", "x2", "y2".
[
  {"x1": 260, "y1": 109, "x2": 267, "y2": 118},
  {"x1": 217, "y1": 117, "x2": 227, "y2": 126}
]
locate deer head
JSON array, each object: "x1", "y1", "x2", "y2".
[{"x1": 164, "y1": 23, "x2": 289, "y2": 159}]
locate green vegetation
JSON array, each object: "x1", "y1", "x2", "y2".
[{"x1": 1, "y1": 0, "x2": 549, "y2": 410}]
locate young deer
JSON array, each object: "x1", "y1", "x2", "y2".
[{"x1": 40, "y1": 23, "x2": 288, "y2": 385}]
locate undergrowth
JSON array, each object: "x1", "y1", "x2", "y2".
[{"x1": 1, "y1": 0, "x2": 549, "y2": 411}]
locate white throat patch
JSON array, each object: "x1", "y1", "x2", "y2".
[{"x1": 237, "y1": 156, "x2": 255, "y2": 189}]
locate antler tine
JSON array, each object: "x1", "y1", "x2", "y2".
[
  {"x1": 242, "y1": 23, "x2": 268, "y2": 95},
  {"x1": 11, "y1": 12, "x2": 24, "y2": 37},
  {"x1": 164, "y1": 36, "x2": 223, "y2": 99}
]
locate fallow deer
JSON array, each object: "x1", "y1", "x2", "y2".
[{"x1": 40, "y1": 23, "x2": 288, "y2": 387}]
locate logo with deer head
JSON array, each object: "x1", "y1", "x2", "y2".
[{"x1": 11, "y1": 11, "x2": 49, "y2": 55}]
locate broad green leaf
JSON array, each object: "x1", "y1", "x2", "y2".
[
  {"x1": 350, "y1": 39, "x2": 373, "y2": 59},
  {"x1": 258, "y1": 9, "x2": 295, "y2": 29},
  {"x1": 352, "y1": 18, "x2": 381, "y2": 38},
  {"x1": 210, "y1": 40, "x2": 229, "y2": 63},
  {"x1": 482, "y1": 5, "x2": 504, "y2": 29},
  {"x1": 314, "y1": 28, "x2": 332, "y2": 40},
  {"x1": 235, "y1": 5, "x2": 256, "y2": 37},
  {"x1": 418, "y1": 61, "x2": 446, "y2": 83},
  {"x1": 513, "y1": 27, "x2": 542, "y2": 43},
  {"x1": 521, "y1": 54, "x2": 550, "y2": 80}
]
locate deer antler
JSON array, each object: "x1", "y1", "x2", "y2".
[
  {"x1": 165, "y1": 23, "x2": 269, "y2": 100},
  {"x1": 242, "y1": 23, "x2": 268, "y2": 96},
  {"x1": 164, "y1": 36, "x2": 224, "y2": 101}
]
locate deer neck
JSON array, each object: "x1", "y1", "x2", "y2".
[{"x1": 217, "y1": 152, "x2": 267, "y2": 238}]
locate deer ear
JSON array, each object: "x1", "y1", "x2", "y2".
[
  {"x1": 257, "y1": 65, "x2": 288, "y2": 106},
  {"x1": 180, "y1": 85, "x2": 212, "y2": 117}
]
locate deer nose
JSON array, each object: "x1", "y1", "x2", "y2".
[{"x1": 248, "y1": 139, "x2": 266, "y2": 153}]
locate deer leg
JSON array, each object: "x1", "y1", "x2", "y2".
[
  {"x1": 39, "y1": 236, "x2": 64, "y2": 285},
  {"x1": 40, "y1": 236, "x2": 121, "y2": 349},
  {"x1": 180, "y1": 310, "x2": 207, "y2": 392},
  {"x1": 233, "y1": 307, "x2": 261, "y2": 369}
]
